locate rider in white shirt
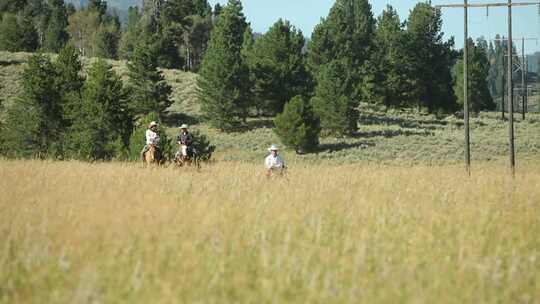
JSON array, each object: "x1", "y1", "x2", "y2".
[
  {"x1": 265, "y1": 145, "x2": 285, "y2": 176},
  {"x1": 140, "y1": 121, "x2": 160, "y2": 161}
]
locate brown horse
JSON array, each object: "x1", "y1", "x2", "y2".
[{"x1": 144, "y1": 144, "x2": 160, "y2": 166}]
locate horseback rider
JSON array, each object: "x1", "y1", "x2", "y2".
[
  {"x1": 176, "y1": 124, "x2": 194, "y2": 160},
  {"x1": 140, "y1": 121, "x2": 161, "y2": 161},
  {"x1": 265, "y1": 145, "x2": 285, "y2": 177}
]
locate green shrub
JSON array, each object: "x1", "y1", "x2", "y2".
[
  {"x1": 274, "y1": 95, "x2": 320, "y2": 154},
  {"x1": 190, "y1": 130, "x2": 215, "y2": 161}
]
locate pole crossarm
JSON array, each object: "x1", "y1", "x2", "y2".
[
  {"x1": 492, "y1": 38, "x2": 539, "y2": 41},
  {"x1": 435, "y1": 2, "x2": 540, "y2": 8}
]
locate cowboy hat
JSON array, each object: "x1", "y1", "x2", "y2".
[
  {"x1": 268, "y1": 145, "x2": 279, "y2": 151},
  {"x1": 179, "y1": 124, "x2": 189, "y2": 129},
  {"x1": 149, "y1": 121, "x2": 158, "y2": 128}
]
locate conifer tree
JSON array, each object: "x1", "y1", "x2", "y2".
[
  {"x1": 274, "y1": 95, "x2": 320, "y2": 154},
  {"x1": 126, "y1": 38, "x2": 172, "y2": 117},
  {"x1": 307, "y1": 0, "x2": 375, "y2": 135},
  {"x1": 453, "y1": 38, "x2": 495, "y2": 113},
  {"x1": 311, "y1": 60, "x2": 354, "y2": 135},
  {"x1": 43, "y1": 0, "x2": 69, "y2": 52},
  {"x1": 119, "y1": 6, "x2": 141, "y2": 59},
  {"x1": 372, "y1": 5, "x2": 413, "y2": 108},
  {"x1": 94, "y1": 22, "x2": 121, "y2": 59},
  {"x1": 55, "y1": 44, "x2": 85, "y2": 136},
  {"x1": 66, "y1": 59, "x2": 132, "y2": 160},
  {"x1": 0, "y1": 14, "x2": 20, "y2": 51},
  {"x1": 406, "y1": 2, "x2": 457, "y2": 112},
  {"x1": 3, "y1": 54, "x2": 63, "y2": 157},
  {"x1": 55, "y1": 43, "x2": 84, "y2": 97},
  {"x1": 249, "y1": 19, "x2": 311, "y2": 115},
  {"x1": 0, "y1": 11, "x2": 39, "y2": 51},
  {"x1": 197, "y1": 0, "x2": 249, "y2": 130}
]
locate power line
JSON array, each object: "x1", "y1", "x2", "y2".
[{"x1": 435, "y1": 0, "x2": 540, "y2": 177}]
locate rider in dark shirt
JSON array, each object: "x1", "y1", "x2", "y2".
[{"x1": 176, "y1": 124, "x2": 194, "y2": 158}]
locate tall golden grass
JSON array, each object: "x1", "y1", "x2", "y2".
[{"x1": 1, "y1": 160, "x2": 539, "y2": 303}]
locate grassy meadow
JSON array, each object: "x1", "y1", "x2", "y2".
[
  {"x1": 1, "y1": 160, "x2": 540, "y2": 303},
  {"x1": 1, "y1": 51, "x2": 540, "y2": 303}
]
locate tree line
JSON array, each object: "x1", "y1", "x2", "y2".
[
  {"x1": 0, "y1": 0, "x2": 219, "y2": 71},
  {"x1": 0, "y1": 37, "x2": 216, "y2": 160},
  {"x1": 198, "y1": 0, "x2": 497, "y2": 153},
  {"x1": 0, "y1": 0, "x2": 512, "y2": 157}
]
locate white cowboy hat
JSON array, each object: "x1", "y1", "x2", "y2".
[
  {"x1": 179, "y1": 124, "x2": 189, "y2": 129},
  {"x1": 268, "y1": 145, "x2": 279, "y2": 151},
  {"x1": 149, "y1": 121, "x2": 158, "y2": 128}
]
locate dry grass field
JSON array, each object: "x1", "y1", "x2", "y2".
[{"x1": 1, "y1": 160, "x2": 539, "y2": 303}]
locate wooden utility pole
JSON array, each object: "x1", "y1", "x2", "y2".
[
  {"x1": 436, "y1": 0, "x2": 540, "y2": 176},
  {"x1": 502, "y1": 53, "x2": 506, "y2": 119},
  {"x1": 522, "y1": 37, "x2": 526, "y2": 119},
  {"x1": 525, "y1": 56, "x2": 528, "y2": 114},
  {"x1": 464, "y1": 0, "x2": 470, "y2": 175},
  {"x1": 507, "y1": 0, "x2": 515, "y2": 176}
]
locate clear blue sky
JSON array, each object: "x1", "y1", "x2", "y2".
[{"x1": 208, "y1": 0, "x2": 540, "y2": 55}]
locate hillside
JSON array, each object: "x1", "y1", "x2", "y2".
[
  {"x1": 0, "y1": 51, "x2": 200, "y2": 118},
  {"x1": 1, "y1": 51, "x2": 540, "y2": 166}
]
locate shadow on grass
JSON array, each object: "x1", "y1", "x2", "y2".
[
  {"x1": 352, "y1": 129, "x2": 434, "y2": 138},
  {"x1": 318, "y1": 141, "x2": 375, "y2": 153},
  {"x1": 227, "y1": 118, "x2": 275, "y2": 133},
  {"x1": 0, "y1": 59, "x2": 25, "y2": 66},
  {"x1": 162, "y1": 112, "x2": 200, "y2": 127},
  {"x1": 359, "y1": 112, "x2": 448, "y2": 129}
]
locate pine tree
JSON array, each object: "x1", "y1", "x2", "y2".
[
  {"x1": 307, "y1": 0, "x2": 375, "y2": 134},
  {"x1": 372, "y1": 5, "x2": 413, "y2": 108},
  {"x1": 126, "y1": 39, "x2": 173, "y2": 117},
  {"x1": 453, "y1": 38, "x2": 496, "y2": 113},
  {"x1": 66, "y1": 59, "x2": 132, "y2": 160},
  {"x1": 238, "y1": 23, "x2": 254, "y2": 118},
  {"x1": 55, "y1": 43, "x2": 85, "y2": 132},
  {"x1": 87, "y1": 0, "x2": 107, "y2": 21},
  {"x1": 406, "y1": 2, "x2": 457, "y2": 112},
  {"x1": 487, "y1": 41, "x2": 498, "y2": 98},
  {"x1": 17, "y1": 10, "x2": 40, "y2": 51},
  {"x1": 55, "y1": 43, "x2": 84, "y2": 97},
  {"x1": 197, "y1": 0, "x2": 249, "y2": 130},
  {"x1": 193, "y1": 0, "x2": 212, "y2": 16},
  {"x1": 119, "y1": 6, "x2": 142, "y2": 59},
  {"x1": 2, "y1": 54, "x2": 63, "y2": 157},
  {"x1": 0, "y1": 0, "x2": 26, "y2": 13},
  {"x1": 274, "y1": 95, "x2": 320, "y2": 154},
  {"x1": 43, "y1": 0, "x2": 69, "y2": 52},
  {"x1": 0, "y1": 13, "x2": 22, "y2": 51},
  {"x1": 0, "y1": 11, "x2": 39, "y2": 51},
  {"x1": 94, "y1": 22, "x2": 121, "y2": 59},
  {"x1": 249, "y1": 19, "x2": 312, "y2": 115},
  {"x1": 311, "y1": 60, "x2": 354, "y2": 135}
]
